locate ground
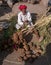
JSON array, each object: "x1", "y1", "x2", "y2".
[
  {"x1": 0, "y1": 2, "x2": 47, "y2": 20},
  {"x1": 0, "y1": 1, "x2": 51, "y2": 65},
  {"x1": 0, "y1": 43, "x2": 51, "y2": 65}
]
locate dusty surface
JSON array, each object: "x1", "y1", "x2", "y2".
[
  {"x1": 0, "y1": 43, "x2": 51, "y2": 65},
  {"x1": 0, "y1": 1, "x2": 51, "y2": 65},
  {"x1": 0, "y1": 2, "x2": 47, "y2": 20}
]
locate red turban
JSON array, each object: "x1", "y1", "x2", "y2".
[{"x1": 19, "y1": 5, "x2": 27, "y2": 11}]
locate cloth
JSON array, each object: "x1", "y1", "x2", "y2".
[
  {"x1": 16, "y1": 11, "x2": 33, "y2": 29},
  {"x1": 19, "y1": 5, "x2": 27, "y2": 11}
]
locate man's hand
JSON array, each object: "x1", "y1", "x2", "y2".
[
  {"x1": 24, "y1": 20, "x2": 28, "y2": 23},
  {"x1": 24, "y1": 20, "x2": 29, "y2": 25},
  {"x1": 20, "y1": 21, "x2": 29, "y2": 29}
]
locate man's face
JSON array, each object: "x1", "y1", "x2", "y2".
[{"x1": 22, "y1": 9, "x2": 26, "y2": 15}]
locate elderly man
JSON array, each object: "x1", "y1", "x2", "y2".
[{"x1": 16, "y1": 5, "x2": 33, "y2": 30}]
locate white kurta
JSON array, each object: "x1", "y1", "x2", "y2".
[{"x1": 16, "y1": 11, "x2": 33, "y2": 29}]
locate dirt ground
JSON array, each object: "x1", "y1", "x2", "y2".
[
  {"x1": 0, "y1": 1, "x2": 51, "y2": 65},
  {"x1": 0, "y1": 1, "x2": 47, "y2": 20},
  {"x1": 0, "y1": 43, "x2": 51, "y2": 65}
]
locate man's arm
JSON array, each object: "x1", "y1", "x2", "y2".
[
  {"x1": 18, "y1": 13, "x2": 23, "y2": 26},
  {"x1": 27, "y1": 12, "x2": 33, "y2": 26}
]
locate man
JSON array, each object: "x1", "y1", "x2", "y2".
[{"x1": 16, "y1": 5, "x2": 33, "y2": 30}]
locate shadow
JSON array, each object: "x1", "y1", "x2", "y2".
[
  {"x1": 31, "y1": 13, "x2": 38, "y2": 24},
  {"x1": 0, "y1": 49, "x2": 13, "y2": 65},
  {"x1": 0, "y1": 32, "x2": 14, "y2": 65},
  {"x1": 48, "y1": 0, "x2": 51, "y2": 7},
  {"x1": 46, "y1": 8, "x2": 51, "y2": 16},
  {"x1": 0, "y1": 19, "x2": 9, "y2": 22},
  {"x1": 0, "y1": 5, "x2": 12, "y2": 17},
  {"x1": 34, "y1": 0, "x2": 40, "y2": 4},
  {"x1": 24, "y1": 43, "x2": 51, "y2": 65},
  {"x1": 13, "y1": 0, "x2": 19, "y2": 5},
  {"x1": 23, "y1": 32, "x2": 33, "y2": 43},
  {"x1": 0, "y1": 19, "x2": 9, "y2": 41},
  {"x1": 0, "y1": 19, "x2": 11, "y2": 30},
  {"x1": 25, "y1": 57, "x2": 36, "y2": 65},
  {"x1": 0, "y1": 19, "x2": 15, "y2": 65},
  {"x1": 45, "y1": 43, "x2": 51, "y2": 64}
]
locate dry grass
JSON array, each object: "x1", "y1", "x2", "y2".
[
  {"x1": 34, "y1": 15, "x2": 51, "y2": 53},
  {"x1": 0, "y1": 15, "x2": 51, "y2": 54}
]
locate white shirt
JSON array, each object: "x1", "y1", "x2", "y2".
[{"x1": 16, "y1": 11, "x2": 33, "y2": 29}]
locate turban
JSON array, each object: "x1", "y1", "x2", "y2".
[{"x1": 19, "y1": 5, "x2": 27, "y2": 11}]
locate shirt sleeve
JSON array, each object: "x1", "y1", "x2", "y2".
[
  {"x1": 27, "y1": 12, "x2": 33, "y2": 26},
  {"x1": 18, "y1": 13, "x2": 23, "y2": 26}
]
